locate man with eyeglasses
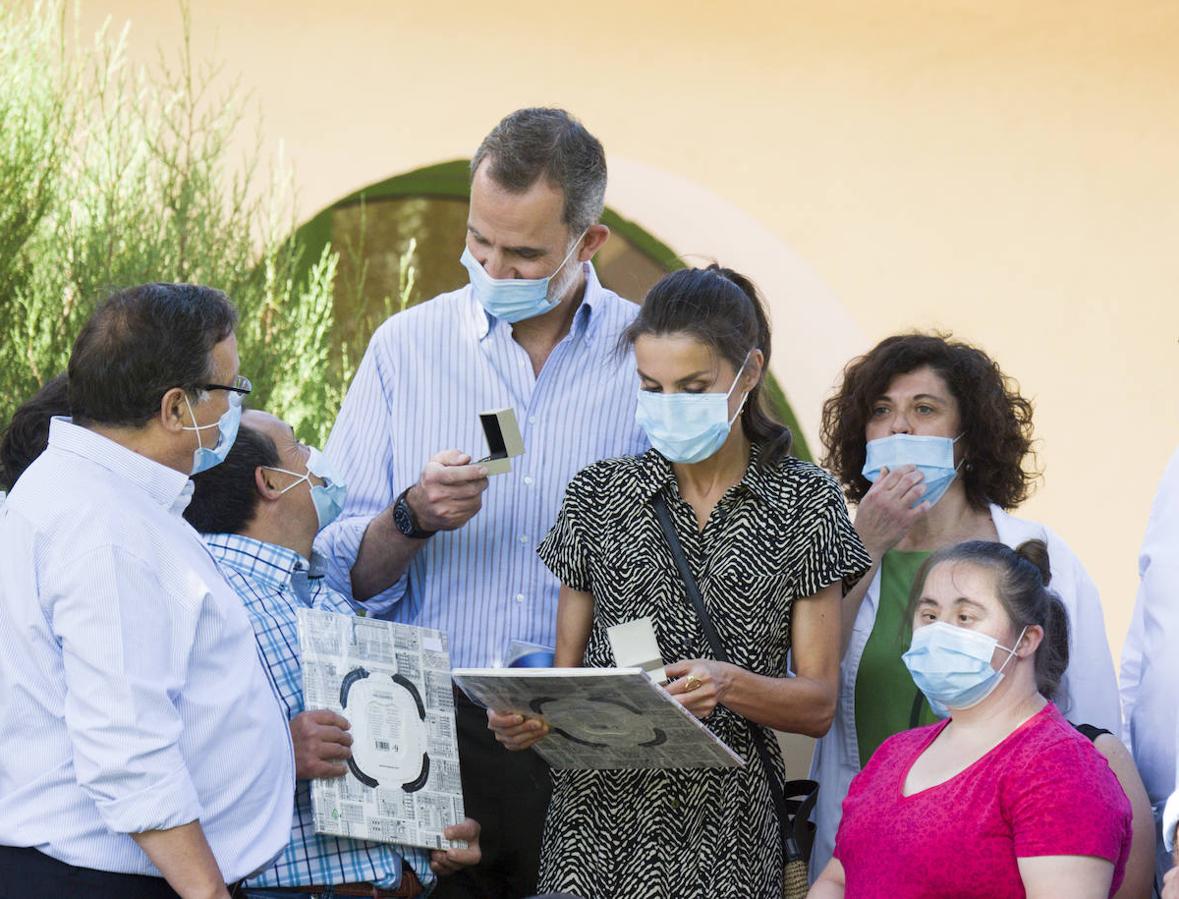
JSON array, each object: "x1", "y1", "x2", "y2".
[{"x1": 0, "y1": 283, "x2": 295, "y2": 899}]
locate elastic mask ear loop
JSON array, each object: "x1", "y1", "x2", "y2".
[
  {"x1": 263, "y1": 465, "x2": 311, "y2": 496},
  {"x1": 995, "y1": 625, "x2": 1029, "y2": 675},
  {"x1": 544, "y1": 230, "x2": 589, "y2": 302},
  {"x1": 952, "y1": 432, "x2": 966, "y2": 474},
  {"x1": 182, "y1": 394, "x2": 209, "y2": 449},
  {"x1": 724, "y1": 349, "x2": 755, "y2": 426},
  {"x1": 555, "y1": 230, "x2": 588, "y2": 275}
]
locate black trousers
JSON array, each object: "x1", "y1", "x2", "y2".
[
  {"x1": 433, "y1": 689, "x2": 552, "y2": 899},
  {"x1": 0, "y1": 845, "x2": 182, "y2": 899}
]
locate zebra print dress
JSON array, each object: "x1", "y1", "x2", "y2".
[{"x1": 534, "y1": 445, "x2": 871, "y2": 899}]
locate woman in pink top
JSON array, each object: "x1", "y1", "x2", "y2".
[{"x1": 809, "y1": 539, "x2": 1132, "y2": 898}]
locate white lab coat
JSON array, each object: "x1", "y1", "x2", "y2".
[
  {"x1": 1121, "y1": 447, "x2": 1179, "y2": 880},
  {"x1": 808, "y1": 504, "x2": 1122, "y2": 879},
  {"x1": 1122, "y1": 446, "x2": 1179, "y2": 793}
]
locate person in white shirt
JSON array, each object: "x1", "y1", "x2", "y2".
[
  {"x1": 1163, "y1": 783, "x2": 1179, "y2": 898},
  {"x1": 1122, "y1": 445, "x2": 1179, "y2": 886},
  {"x1": 0, "y1": 283, "x2": 295, "y2": 899}
]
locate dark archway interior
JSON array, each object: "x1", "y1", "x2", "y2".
[{"x1": 294, "y1": 160, "x2": 811, "y2": 460}]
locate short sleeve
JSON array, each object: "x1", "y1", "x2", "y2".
[
  {"x1": 832, "y1": 727, "x2": 929, "y2": 862},
  {"x1": 789, "y1": 469, "x2": 872, "y2": 599},
  {"x1": 1008, "y1": 735, "x2": 1132, "y2": 871},
  {"x1": 536, "y1": 467, "x2": 595, "y2": 592},
  {"x1": 831, "y1": 751, "x2": 878, "y2": 862}
]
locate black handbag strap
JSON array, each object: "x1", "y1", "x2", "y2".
[{"x1": 652, "y1": 491, "x2": 804, "y2": 862}]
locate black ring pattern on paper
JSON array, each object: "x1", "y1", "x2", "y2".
[
  {"x1": 340, "y1": 668, "x2": 379, "y2": 787},
  {"x1": 530, "y1": 696, "x2": 667, "y2": 749},
  {"x1": 338, "y1": 666, "x2": 430, "y2": 792}
]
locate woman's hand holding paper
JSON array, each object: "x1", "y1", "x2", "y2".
[
  {"x1": 487, "y1": 708, "x2": 550, "y2": 751},
  {"x1": 664, "y1": 659, "x2": 734, "y2": 719}
]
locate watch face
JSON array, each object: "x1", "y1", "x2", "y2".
[{"x1": 394, "y1": 496, "x2": 415, "y2": 536}]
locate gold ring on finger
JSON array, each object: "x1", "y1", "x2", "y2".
[{"x1": 683, "y1": 674, "x2": 703, "y2": 692}]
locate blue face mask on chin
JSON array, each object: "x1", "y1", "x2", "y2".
[
  {"x1": 902, "y1": 621, "x2": 1026, "y2": 717},
  {"x1": 460, "y1": 232, "x2": 586, "y2": 324},
  {"x1": 265, "y1": 447, "x2": 349, "y2": 532},
  {"x1": 183, "y1": 392, "x2": 241, "y2": 475},
  {"x1": 861, "y1": 433, "x2": 963, "y2": 508},
  {"x1": 636, "y1": 352, "x2": 751, "y2": 464}
]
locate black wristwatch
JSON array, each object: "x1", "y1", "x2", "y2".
[{"x1": 393, "y1": 487, "x2": 436, "y2": 539}]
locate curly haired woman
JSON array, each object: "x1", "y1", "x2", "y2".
[{"x1": 808, "y1": 334, "x2": 1122, "y2": 878}]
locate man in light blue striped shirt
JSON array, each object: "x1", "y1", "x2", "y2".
[
  {"x1": 186, "y1": 409, "x2": 483, "y2": 897},
  {"x1": 315, "y1": 108, "x2": 648, "y2": 898}
]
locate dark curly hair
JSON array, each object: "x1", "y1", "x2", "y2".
[
  {"x1": 820, "y1": 333, "x2": 1038, "y2": 510},
  {"x1": 0, "y1": 373, "x2": 69, "y2": 491}
]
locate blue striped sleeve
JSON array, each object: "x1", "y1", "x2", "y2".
[{"x1": 317, "y1": 320, "x2": 407, "y2": 609}]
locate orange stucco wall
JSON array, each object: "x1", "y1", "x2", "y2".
[{"x1": 73, "y1": 1, "x2": 1179, "y2": 674}]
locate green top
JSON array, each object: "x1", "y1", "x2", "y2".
[{"x1": 854, "y1": 549, "x2": 939, "y2": 767}]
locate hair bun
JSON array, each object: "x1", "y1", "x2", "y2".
[{"x1": 1014, "y1": 539, "x2": 1051, "y2": 586}]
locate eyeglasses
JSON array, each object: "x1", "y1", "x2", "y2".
[{"x1": 200, "y1": 375, "x2": 252, "y2": 396}]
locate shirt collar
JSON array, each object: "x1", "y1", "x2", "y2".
[
  {"x1": 989, "y1": 503, "x2": 1047, "y2": 545},
  {"x1": 468, "y1": 261, "x2": 606, "y2": 343},
  {"x1": 171, "y1": 481, "x2": 196, "y2": 516},
  {"x1": 203, "y1": 532, "x2": 310, "y2": 592},
  {"x1": 47, "y1": 417, "x2": 192, "y2": 514},
  {"x1": 633, "y1": 442, "x2": 775, "y2": 503}
]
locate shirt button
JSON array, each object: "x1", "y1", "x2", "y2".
[
  {"x1": 528, "y1": 416, "x2": 538, "y2": 425},
  {"x1": 523, "y1": 476, "x2": 534, "y2": 485},
  {"x1": 519, "y1": 534, "x2": 530, "y2": 544},
  {"x1": 515, "y1": 593, "x2": 526, "y2": 603}
]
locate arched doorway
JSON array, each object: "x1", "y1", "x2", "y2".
[{"x1": 295, "y1": 159, "x2": 812, "y2": 460}]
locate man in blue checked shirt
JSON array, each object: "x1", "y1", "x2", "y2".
[
  {"x1": 185, "y1": 409, "x2": 481, "y2": 898},
  {"x1": 315, "y1": 108, "x2": 648, "y2": 899}
]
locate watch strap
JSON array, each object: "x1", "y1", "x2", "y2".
[{"x1": 394, "y1": 487, "x2": 436, "y2": 539}]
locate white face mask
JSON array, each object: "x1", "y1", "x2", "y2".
[
  {"x1": 459, "y1": 231, "x2": 586, "y2": 324},
  {"x1": 181, "y1": 393, "x2": 242, "y2": 475},
  {"x1": 903, "y1": 621, "x2": 1027, "y2": 716},
  {"x1": 262, "y1": 447, "x2": 348, "y2": 532},
  {"x1": 862, "y1": 433, "x2": 964, "y2": 509},
  {"x1": 634, "y1": 351, "x2": 751, "y2": 464}
]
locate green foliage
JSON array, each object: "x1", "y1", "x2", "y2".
[{"x1": 0, "y1": 2, "x2": 346, "y2": 444}]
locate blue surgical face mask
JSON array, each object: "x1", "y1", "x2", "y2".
[
  {"x1": 636, "y1": 352, "x2": 750, "y2": 464},
  {"x1": 902, "y1": 621, "x2": 1026, "y2": 717},
  {"x1": 862, "y1": 433, "x2": 963, "y2": 508},
  {"x1": 182, "y1": 392, "x2": 242, "y2": 475},
  {"x1": 460, "y1": 232, "x2": 586, "y2": 324},
  {"x1": 265, "y1": 447, "x2": 348, "y2": 532}
]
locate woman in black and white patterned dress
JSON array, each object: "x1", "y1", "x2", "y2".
[{"x1": 489, "y1": 265, "x2": 871, "y2": 899}]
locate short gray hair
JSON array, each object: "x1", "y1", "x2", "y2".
[{"x1": 470, "y1": 108, "x2": 607, "y2": 236}]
